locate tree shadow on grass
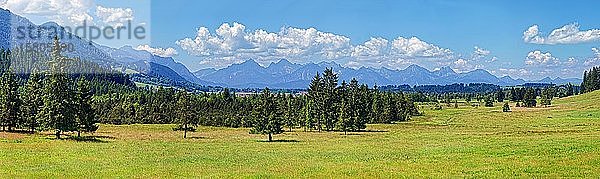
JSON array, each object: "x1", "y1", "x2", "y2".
[
  {"x1": 358, "y1": 129, "x2": 388, "y2": 133},
  {"x1": 188, "y1": 136, "x2": 207, "y2": 140},
  {"x1": 0, "y1": 129, "x2": 35, "y2": 134},
  {"x1": 257, "y1": 139, "x2": 300, "y2": 143},
  {"x1": 44, "y1": 134, "x2": 114, "y2": 143},
  {"x1": 64, "y1": 136, "x2": 110, "y2": 143}
]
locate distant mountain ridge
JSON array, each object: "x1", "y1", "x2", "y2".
[
  {"x1": 0, "y1": 8, "x2": 582, "y2": 89},
  {"x1": 194, "y1": 59, "x2": 583, "y2": 89}
]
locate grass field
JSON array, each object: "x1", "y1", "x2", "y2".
[{"x1": 2, "y1": 91, "x2": 600, "y2": 178}]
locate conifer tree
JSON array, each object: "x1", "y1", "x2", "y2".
[
  {"x1": 40, "y1": 36, "x2": 77, "y2": 139},
  {"x1": 21, "y1": 72, "x2": 44, "y2": 132},
  {"x1": 175, "y1": 91, "x2": 198, "y2": 138},
  {"x1": 322, "y1": 68, "x2": 339, "y2": 131},
  {"x1": 523, "y1": 87, "x2": 537, "y2": 108},
  {"x1": 308, "y1": 72, "x2": 323, "y2": 131},
  {"x1": 251, "y1": 88, "x2": 283, "y2": 142},
  {"x1": 0, "y1": 70, "x2": 21, "y2": 131},
  {"x1": 75, "y1": 76, "x2": 98, "y2": 137},
  {"x1": 502, "y1": 102, "x2": 511, "y2": 112}
]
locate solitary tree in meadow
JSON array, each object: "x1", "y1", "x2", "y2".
[
  {"x1": 175, "y1": 91, "x2": 199, "y2": 138},
  {"x1": 74, "y1": 76, "x2": 98, "y2": 137},
  {"x1": 502, "y1": 102, "x2": 511, "y2": 112},
  {"x1": 251, "y1": 88, "x2": 283, "y2": 142}
]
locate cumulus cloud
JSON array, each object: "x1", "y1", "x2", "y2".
[
  {"x1": 525, "y1": 50, "x2": 560, "y2": 66},
  {"x1": 345, "y1": 36, "x2": 455, "y2": 69},
  {"x1": 584, "y1": 47, "x2": 600, "y2": 66},
  {"x1": 176, "y1": 22, "x2": 353, "y2": 68},
  {"x1": 1, "y1": 0, "x2": 95, "y2": 26},
  {"x1": 473, "y1": 46, "x2": 490, "y2": 58},
  {"x1": 95, "y1": 6, "x2": 133, "y2": 27},
  {"x1": 134, "y1": 45, "x2": 178, "y2": 57},
  {"x1": 523, "y1": 23, "x2": 600, "y2": 44},
  {"x1": 0, "y1": 0, "x2": 141, "y2": 29}
]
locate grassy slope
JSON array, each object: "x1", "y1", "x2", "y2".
[{"x1": 1, "y1": 91, "x2": 600, "y2": 178}]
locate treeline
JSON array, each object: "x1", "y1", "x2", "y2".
[
  {"x1": 582, "y1": 66, "x2": 600, "y2": 93},
  {"x1": 379, "y1": 83, "x2": 500, "y2": 94},
  {"x1": 1, "y1": 37, "x2": 422, "y2": 141},
  {"x1": 0, "y1": 37, "x2": 126, "y2": 138},
  {"x1": 94, "y1": 68, "x2": 421, "y2": 139}
]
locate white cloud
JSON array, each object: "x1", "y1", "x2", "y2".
[
  {"x1": 453, "y1": 58, "x2": 467, "y2": 66},
  {"x1": 473, "y1": 46, "x2": 490, "y2": 57},
  {"x1": 351, "y1": 37, "x2": 389, "y2": 58},
  {"x1": 346, "y1": 36, "x2": 455, "y2": 69},
  {"x1": 95, "y1": 5, "x2": 133, "y2": 27},
  {"x1": 389, "y1": 37, "x2": 454, "y2": 59},
  {"x1": 523, "y1": 23, "x2": 600, "y2": 44},
  {"x1": 134, "y1": 45, "x2": 178, "y2": 57},
  {"x1": 1, "y1": 0, "x2": 95, "y2": 26},
  {"x1": 0, "y1": 0, "x2": 142, "y2": 29},
  {"x1": 176, "y1": 22, "x2": 353, "y2": 68},
  {"x1": 525, "y1": 50, "x2": 559, "y2": 66},
  {"x1": 584, "y1": 47, "x2": 600, "y2": 66}
]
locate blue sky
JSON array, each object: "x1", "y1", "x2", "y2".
[{"x1": 3, "y1": 0, "x2": 600, "y2": 80}]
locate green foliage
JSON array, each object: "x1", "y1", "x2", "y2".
[
  {"x1": 174, "y1": 91, "x2": 199, "y2": 138},
  {"x1": 502, "y1": 102, "x2": 511, "y2": 112},
  {"x1": 582, "y1": 66, "x2": 600, "y2": 93},
  {"x1": 0, "y1": 70, "x2": 21, "y2": 131},
  {"x1": 250, "y1": 88, "x2": 283, "y2": 142},
  {"x1": 540, "y1": 87, "x2": 554, "y2": 107},
  {"x1": 484, "y1": 96, "x2": 494, "y2": 107},
  {"x1": 75, "y1": 76, "x2": 98, "y2": 136},
  {"x1": 523, "y1": 87, "x2": 537, "y2": 108}
]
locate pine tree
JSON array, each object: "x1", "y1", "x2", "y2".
[
  {"x1": 251, "y1": 88, "x2": 283, "y2": 142},
  {"x1": 40, "y1": 36, "x2": 77, "y2": 139},
  {"x1": 308, "y1": 73, "x2": 323, "y2": 131},
  {"x1": 21, "y1": 72, "x2": 44, "y2": 132},
  {"x1": 540, "y1": 87, "x2": 554, "y2": 107},
  {"x1": 496, "y1": 90, "x2": 505, "y2": 102},
  {"x1": 175, "y1": 91, "x2": 198, "y2": 138},
  {"x1": 0, "y1": 70, "x2": 21, "y2": 131},
  {"x1": 75, "y1": 76, "x2": 98, "y2": 137},
  {"x1": 523, "y1": 87, "x2": 537, "y2": 108},
  {"x1": 336, "y1": 101, "x2": 351, "y2": 135},
  {"x1": 484, "y1": 96, "x2": 494, "y2": 107},
  {"x1": 502, "y1": 102, "x2": 511, "y2": 112},
  {"x1": 322, "y1": 68, "x2": 339, "y2": 131}
]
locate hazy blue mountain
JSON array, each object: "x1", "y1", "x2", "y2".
[
  {"x1": 1, "y1": 8, "x2": 582, "y2": 89},
  {"x1": 194, "y1": 59, "x2": 582, "y2": 88},
  {"x1": 266, "y1": 59, "x2": 301, "y2": 76},
  {"x1": 193, "y1": 68, "x2": 217, "y2": 77},
  {"x1": 535, "y1": 77, "x2": 581, "y2": 85}
]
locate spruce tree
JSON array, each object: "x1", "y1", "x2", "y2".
[
  {"x1": 0, "y1": 70, "x2": 21, "y2": 131},
  {"x1": 322, "y1": 68, "x2": 339, "y2": 131},
  {"x1": 308, "y1": 73, "x2": 323, "y2": 131},
  {"x1": 523, "y1": 87, "x2": 537, "y2": 108},
  {"x1": 40, "y1": 36, "x2": 77, "y2": 139},
  {"x1": 75, "y1": 76, "x2": 98, "y2": 137},
  {"x1": 174, "y1": 91, "x2": 198, "y2": 138},
  {"x1": 251, "y1": 88, "x2": 283, "y2": 142},
  {"x1": 21, "y1": 72, "x2": 44, "y2": 132},
  {"x1": 502, "y1": 102, "x2": 511, "y2": 112}
]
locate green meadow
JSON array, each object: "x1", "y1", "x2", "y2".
[{"x1": 2, "y1": 91, "x2": 600, "y2": 178}]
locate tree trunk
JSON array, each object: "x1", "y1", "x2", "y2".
[
  {"x1": 268, "y1": 133, "x2": 272, "y2": 142},
  {"x1": 55, "y1": 130, "x2": 61, "y2": 139},
  {"x1": 78, "y1": 130, "x2": 81, "y2": 137},
  {"x1": 183, "y1": 123, "x2": 188, "y2": 138}
]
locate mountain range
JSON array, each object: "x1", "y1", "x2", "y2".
[
  {"x1": 193, "y1": 59, "x2": 582, "y2": 89},
  {"x1": 0, "y1": 8, "x2": 582, "y2": 89}
]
